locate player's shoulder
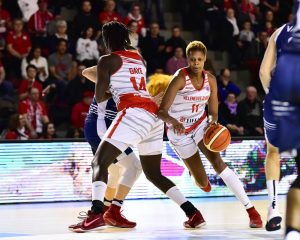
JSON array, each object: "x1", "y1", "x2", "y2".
[
  {"x1": 205, "y1": 70, "x2": 216, "y2": 82},
  {"x1": 98, "y1": 53, "x2": 122, "y2": 72}
]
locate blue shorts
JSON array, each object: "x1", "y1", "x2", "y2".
[
  {"x1": 84, "y1": 115, "x2": 133, "y2": 156},
  {"x1": 264, "y1": 94, "x2": 300, "y2": 152}
]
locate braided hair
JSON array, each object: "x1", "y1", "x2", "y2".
[{"x1": 102, "y1": 21, "x2": 131, "y2": 52}]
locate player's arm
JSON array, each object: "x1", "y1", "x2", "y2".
[
  {"x1": 259, "y1": 28, "x2": 280, "y2": 93},
  {"x1": 82, "y1": 66, "x2": 97, "y2": 83},
  {"x1": 157, "y1": 72, "x2": 185, "y2": 134},
  {"x1": 95, "y1": 54, "x2": 122, "y2": 103},
  {"x1": 207, "y1": 73, "x2": 218, "y2": 124}
]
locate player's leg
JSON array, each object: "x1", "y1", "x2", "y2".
[
  {"x1": 198, "y1": 140, "x2": 263, "y2": 228},
  {"x1": 105, "y1": 164, "x2": 121, "y2": 209},
  {"x1": 265, "y1": 141, "x2": 282, "y2": 231},
  {"x1": 138, "y1": 120, "x2": 205, "y2": 228},
  {"x1": 285, "y1": 150, "x2": 300, "y2": 240},
  {"x1": 103, "y1": 149, "x2": 142, "y2": 228}
]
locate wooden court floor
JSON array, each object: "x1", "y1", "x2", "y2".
[{"x1": 0, "y1": 196, "x2": 286, "y2": 240}]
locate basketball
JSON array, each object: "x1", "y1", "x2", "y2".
[{"x1": 203, "y1": 124, "x2": 231, "y2": 152}]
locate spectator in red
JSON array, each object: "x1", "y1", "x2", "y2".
[
  {"x1": 165, "y1": 47, "x2": 188, "y2": 75},
  {"x1": 4, "y1": 113, "x2": 29, "y2": 140},
  {"x1": 99, "y1": 0, "x2": 122, "y2": 26},
  {"x1": 124, "y1": 3, "x2": 145, "y2": 34},
  {"x1": 240, "y1": 0, "x2": 257, "y2": 23},
  {"x1": 27, "y1": 0, "x2": 54, "y2": 50},
  {"x1": 19, "y1": 65, "x2": 43, "y2": 101},
  {"x1": 6, "y1": 18, "x2": 31, "y2": 80},
  {"x1": 224, "y1": 0, "x2": 234, "y2": 10},
  {"x1": 71, "y1": 90, "x2": 93, "y2": 129},
  {"x1": 264, "y1": 21, "x2": 275, "y2": 37},
  {"x1": 40, "y1": 122, "x2": 56, "y2": 139},
  {"x1": 19, "y1": 87, "x2": 49, "y2": 138},
  {"x1": 0, "y1": 0, "x2": 11, "y2": 51}
]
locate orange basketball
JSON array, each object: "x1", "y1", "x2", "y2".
[{"x1": 203, "y1": 124, "x2": 231, "y2": 152}]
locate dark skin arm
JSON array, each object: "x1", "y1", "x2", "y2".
[
  {"x1": 206, "y1": 72, "x2": 219, "y2": 128},
  {"x1": 95, "y1": 54, "x2": 122, "y2": 103},
  {"x1": 157, "y1": 71, "x2": 186, "y2": 135}
]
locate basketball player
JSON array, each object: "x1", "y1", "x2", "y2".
[
  {"x1": 158, "y1": 41, "x2": 263, "y2": 228},
  {"x1": 72, "y1": 21, "x2": 206, "y2": 232},
  {"x1": 69, "y1": 92, "x2": 143, "y2": 231},
  {"x1": 262, "y1": 1, "x2": 300, "y2": 238}
]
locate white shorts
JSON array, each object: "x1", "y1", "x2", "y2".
[
  {"x1": 103, "y1": 108, "x2": 164, "y2": 156},
  {"x1": 167, "y1": 117, "x2": 208, "y2": 159}
]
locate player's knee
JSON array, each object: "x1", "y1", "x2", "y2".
[{"x1": 291, "y1": 175, "x2": 300, "y2": 189}]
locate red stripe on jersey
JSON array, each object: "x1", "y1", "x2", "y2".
[
  {"x1": 113, "y1": 50, "x2": 142, "y2": 60},
  {"x1": 118, "y1": 93, "x2": 158, "y2": 114},
  {"x1": 184, "y1": 112, "x2": 207, "y2": 134},
  {"x1": 107, "y1": 109, "x2": 126, "y2": 138}
]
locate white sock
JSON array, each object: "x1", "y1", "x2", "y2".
[
  {"x1": 285, "y1": 231, "x2": 300, "y2": 240},
  {"x1": 267, "y1": 180, "x2": 279, "y2": 210},
  {"x1": 166, "y1": 186, "x2": 187, "y2": 206},
  {"x1": 92, "y1": 181, "x2": 107, "y2": 201},
  {"x1": 219, "y1": 167, "x2": 253, "y2": 209}
]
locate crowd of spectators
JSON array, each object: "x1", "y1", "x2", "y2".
[{"x1": 0, "y1": 0, "x2": 295, "y2": 140}]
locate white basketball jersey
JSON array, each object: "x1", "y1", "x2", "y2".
[
  {"x1": 109, "y1": 50, "x2": 158, "y2": 114},
  {"x1": 168, "y1": 68, "x2": 210, "y2": 132}
]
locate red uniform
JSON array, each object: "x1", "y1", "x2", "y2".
[
  {"x1": 6, "y1": 31, "x2": 31, "y2": 55},
  {"x1": 71, "y1": 102, "x2": 89, "y2": 129}
]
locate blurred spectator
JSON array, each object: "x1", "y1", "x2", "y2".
[
  {"x1": 48, "y1": 39, "x2": 77, "y2": 83},
  {"x1": 259, "y1": 10, "x2": 275, "y2": 30},
  {"x1": 165, "y1": 47, "x2": 188, "y2": 75},
  {"x1": 255, "y1": 31, "x2": 269, "y2": 60},
  {"x1": 6, "y1": 18, "x2": 31, "y2": 80},
  {"x1": 19, "y1": 87, "x2": 49, "y2": 138},
  {"x1": 73, "y1": 0, "x2": 100, "y2": 39},
  {"x1": 237, "y1": 20, "x2": 256, "y2": 60},
  {"x1": 48, "y1": 19, "x2": 75, "y2": 55},
  {"x1": 0, "y1": 0, "x2": 11, "y2": 51},
  {"x1": 218, "y1": 93, "x2": 244, "y2": 136},
  {"x1": 19, "y1": 64, "x2": 43, "y2": 101},
  {"x1": 2, "y1": 0, "x2": 22, "y2": 19},
  {"x1": 71, "y1": 90, "x2": 93, "y2": 129},
  {"x1": 237, "y1": 86, "x2": 263, "y2": 136},
  {"x1": 76, "y1": 27, "x2": 99, "y2": 67},
  {"x1": 239, "y1": 0, "x2": 257, "y2": 23},
  {"x1": 260, "y1": 0, "x2": 279, "y2": 14},
  {"x1": 27, "y1": 0, "x2": 54, "y2": 49},
  {"x1": 124, "y1": 3, "x2": 145, "y2": 35},
  {"x1": 278, "y1": 0, "x2": 293, "y2": 24},
  {"x1": 3, "y1": 113, "x2": 29, "y2": 140},
  {"x1": 217, "y1": 68, "x2": 241, "y2": 103},
  {"x1": 139, "y1": 22, "x2": 165, "y2": 74},
  {"x1": 66, "y1": 126, "x2": 84, "y2": 138},
  {"x1": 164, "y1": 25, "x2": 187, "y2": 60},
  {"x1": 127, "y1": 20, "x2": 139, "y2": 49},
  {"x1": 0, "y1": 61, "x2": 14, "y2": 100},
  {"x1": 21, "y1": 46, "x2": 49, "y2": 82},
  {"x1": 65, "y1": 64, "x2": 94, "y2": 106},
  {"x1": 264, "y1": 21, "x2": 275, "y2": 37},
  {"x1": 40, "y1": 122, "x2": 56, "y2": 139},
  {"x1": 144, "y1": 0, "x2": 165, "y2": 29},
  {"x1": 98, "y1": 0, "x2": 122, "y2": 25}
]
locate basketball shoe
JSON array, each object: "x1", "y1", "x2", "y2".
[
  {"x1": 184, "y1": 210, "x2": 206, "y2": 228},
  {"x1": 69, "y1": 210, "x2": 105, "y2": 232},
  {"x1": 69, "y1": 206, "x2": 109, "y2": 230},
  {"x1": 265, "y1": 207, "x2": 282, "y2": 231},
  {"x1": 247, "y1": 207, "x2": 263, "y2": 228},
  {"x1": 103, "y1": 204, "x2": 136, "y2": 228}
]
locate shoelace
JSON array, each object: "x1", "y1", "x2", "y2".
[{"x1": 77, "y1": 211, "x2": 90, "y2": 220}]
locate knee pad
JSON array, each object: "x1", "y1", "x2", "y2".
[
  {"x1": 116, "y1": 152, "x2": 142, "y2": 188},
  {"x1": 107, "y1": 164, "x2": 121, "y2": 188},
  {"x1": 291, "y1": 175, "x2": 300, "y2": 189}
]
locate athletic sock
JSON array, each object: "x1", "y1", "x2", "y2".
[
  {"x1": 267, "y1": 180, "x2": 279, "y2": 210},
  {"x1": 91, "y1": 200, "x2": 104, "y2": 214},
  {"x1": 285, "y1": 227, "x2": 300, "y2": 240},
  {"x1": 219, "y1": 167, "x2": 253, "y2": 209},
  {"x1": 180, "y1": 201, "x2": 197, "y2": 216},
  {"x1": 104, "y1": 197, "x2": 112, "y2": 207},
  {"x1": 91, "y1": 181, "x2": 107, "y2": 213},
  {"x1": 112, "y1": 198, "x2": 124, "y2": 207},
  {"x1": 166, "y1": 186, "x2": 188, "y2": 206}
]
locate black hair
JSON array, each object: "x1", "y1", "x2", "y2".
[
  {"x1": 26, "y1": 46, "x2": 42, "y2": 64},
  {"x1": 26, "y1": 64, "x2": 38, "y2": 72},
  {"x1": 56, "y1": 38, "x2": 68, "y2": 47},
  {"x1": 102, "y1": 21, "x2": 131, "y2": 52}
]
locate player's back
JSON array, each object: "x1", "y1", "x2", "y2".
[{"x1": 109, "y1": 50, "x2": 158, "y2": 114}]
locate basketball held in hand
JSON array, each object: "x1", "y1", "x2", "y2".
[{"x1": 203, "y1": 124, "x2": 231, "y2": 152}]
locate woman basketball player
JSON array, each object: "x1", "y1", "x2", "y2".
[{"x1": 158, "y1": 41, "x2": 263, "y2": 228}]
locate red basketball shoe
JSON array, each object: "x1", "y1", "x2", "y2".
[
  {"x1": 69, "y1": 211, "x2": 105, "y2": 232},
  {"x1": 184, "y1": 210, "x2": 206, "y2": 228},
  {"x1": 103, "y1": 204, "x2": 136, "y2": 228},
  {"x1": 247, "y1": 207, "x2": 263, "y2": 228}
]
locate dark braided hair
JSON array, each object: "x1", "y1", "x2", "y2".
[{"x1": 102, "y1": 21, "x2": 131, "y2": 52}]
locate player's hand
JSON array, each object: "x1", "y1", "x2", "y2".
[
  {"x1": 204, "y1": 115, "x2": 218, "y2": 131},
  {"x1": 170, "y1": 119, "x2": 185, "y2": 135}
]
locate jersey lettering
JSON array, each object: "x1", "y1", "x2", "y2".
[{"x1": 130, "y1": 76, "x2": 146, "y2": 91}]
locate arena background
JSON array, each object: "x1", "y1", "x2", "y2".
[{"x1": 0, "y1": 138, "x2": 297, "y2": 204}]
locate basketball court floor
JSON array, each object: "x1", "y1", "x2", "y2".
[{"x1": 0, "y1": 196, "x2": 285, "y2": 240}]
